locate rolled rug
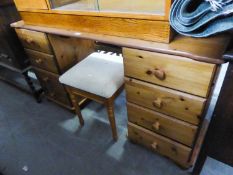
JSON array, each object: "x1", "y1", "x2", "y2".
[{"x1": 170, "y1": 0, "x2": 233, "y2": 37}]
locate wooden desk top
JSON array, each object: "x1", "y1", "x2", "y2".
[{"x1": 11, "y1": 20, "x2": 231, "y2": 64}]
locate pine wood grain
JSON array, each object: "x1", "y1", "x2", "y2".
[
  {"x1": 15, "y1": 28, "x2": 52, "y2": 54},
  {"x1": 13, "y1": 0, "x2": 49, "y2": 10},
  {"x1": 19, "y1": 11, "x2": 172, "y2": 43},
  {"x1": 11, "y1": 21, "x2": 230, "y2": 64},
  {"x1": 13, "y1": 0, "x2": 172, "y2": 21},
  {"x1": 48, "y1": 34, "x2": 95, "y2": 73},
  {"x1": 123, "y1": 48, "x2": 216, "y2": 98},
  {"x1": 34, "y1": 68, "x2": 72, "y2": 107},
  {"x1": 127, "y1": 102, "x2": 198, "y2": 147},
  {"x1": 25, "y1": 49, "x2": 59, "y2": 74},
  {"x1": 128, "y1": 122, "x2": 191, "y2": 168},
  {"x1": 125, "y1": 78, "x2": 206, "y2": 125}
]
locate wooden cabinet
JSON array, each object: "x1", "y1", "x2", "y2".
[
  {"x1": 0, "y1": 1, "x2": 28, "y2": 69},
  {"x1": 13, "y1": 0, "x2": 49, "y2": 10},
  {"x1": 13, "y1": 0, "x2": 173, "y2": 43},
  {"x1": 123, "y1": 39, "x2": 223, "y2": 168},
  {"x1": 0, "y1": 1, "x2": 44, "y2": 102},
  {"x1": 15, "y1": 28, "x2": 95, "y2": 110}
]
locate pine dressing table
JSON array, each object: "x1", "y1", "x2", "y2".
[{"x1": 11, "y1": 0, "x2": 230, "y2": 169}]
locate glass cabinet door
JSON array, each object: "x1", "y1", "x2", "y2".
[
  {"x1": 98, "y1": 0, "x2": 165, "y2": 15},
  {"x1": 51, "y1": 0, "x2": 98, "y2": 11},
  {"x1": 51, "y1": 0, "x2": 166, "y2": 15}
]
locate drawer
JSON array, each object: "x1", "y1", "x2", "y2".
[
  {"x1": 123, "y1": 48, "x2": 216, "y2": 98},
  {"x1": 15, "y1": 29, "x2": 52, "y2": 54},
  {"x1": 128, "y1": 122, "x2": 191, "y2": 168},
  {"x1": 25, "y1": 49, "x2": 59, "y2": 74},
  {"x1": 125, "y1": 78, "x2": 206, "y2": 125},
  {"x1": 127, "y1": 103, "x2": 197, "y2": 146},
  {"x1": 34, "y1": 68, "x2": 72, "y2": 107}
]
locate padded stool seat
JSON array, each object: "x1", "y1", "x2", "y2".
[
  {"x1": 59, "y1": 51, "x2": 124, "y2": 141},
  {"x1": 59, "y1": 52, "x2": 124, "y2": 98}
]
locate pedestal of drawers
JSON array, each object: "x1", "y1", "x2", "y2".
[
  {"x1": 15, "y1": 28, "x2": 95, "y2": 109},
  {"x1": 123, "y1": 47, "x2": 217, "y2": 168}
]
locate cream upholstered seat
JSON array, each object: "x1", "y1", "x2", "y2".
[
  {"x1": 59, "y1": 51, "x2": 124, "y2": 141},
  {"x1": 59, "y1": 52, "x2": 124, "y2": 98}
]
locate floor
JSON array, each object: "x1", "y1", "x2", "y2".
[{"x1": 1, "y1": 64, "x2": 233, "y2": 175}]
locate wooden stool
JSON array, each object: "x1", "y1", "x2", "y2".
[{"x1": 59, "y1": 52, "x2": 124, "y2": 141}]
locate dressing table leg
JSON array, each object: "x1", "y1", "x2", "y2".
[{"x1": 70, "y1": 92, "x2": 84, "y2": 126}]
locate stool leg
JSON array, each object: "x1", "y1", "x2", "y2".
[
  {"x1": 70, "y1": 93, "x2": 84, "y2": 126},
  {"x1": 106, "y1": 100, "x2": 118, "y2": 141}
]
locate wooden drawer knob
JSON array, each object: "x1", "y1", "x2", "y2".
[
  {"x1": 152, "y1": 121, "x2": 160, "y2": 130},
  {"x1": 154, "y1": 68, "x2": 166, "y2": 80},
  {"x1": 152, "y1": 98, "x2": 163, "y2": 109},
  {"x1": 35, "y1": 59, "x2": 43, "y2": 64},
  {"x1": 151, "y1": 142, "x2": 158, "y2": 150},
  {"x1": 146, "y1": 68, "x2": 166, "y2": 81}
]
